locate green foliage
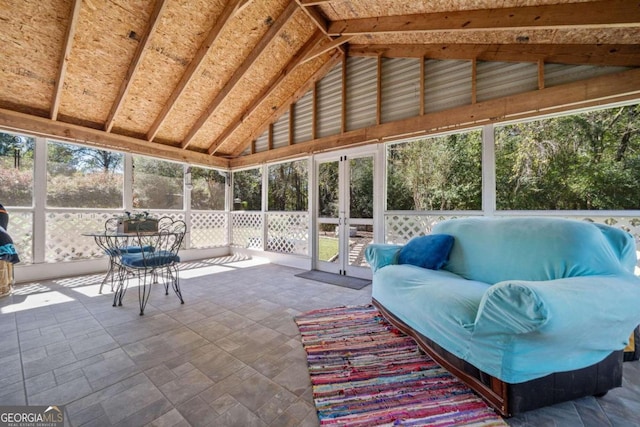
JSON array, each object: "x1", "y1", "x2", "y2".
[
  {"x1": 268, "y1": 160, "x2": 308, "y2": 211},
  {"x1": 191, "y1": 167, "x2": 226, "y2": 210},
  {"x1": 133, "y1": 156, "x2": 184, "y2": 209},
  {"x1": 318, "y1": 161, "x2": 339, "y2": 217},
  {"x1": 47, "y1": 173, "x2": 123, "y2": 208},
  {"x1": 349, "y1": 157, "x2": 373, "y2": 218},
  {"x1": 387, "y1": 131, "x2": 482, "y2": 210},
  {"x1": 496, "y1": 105, "x2": 640, "y2": 210},
  {"x1": 233, "y1": 168, "x2": 262, "y2": 211}
]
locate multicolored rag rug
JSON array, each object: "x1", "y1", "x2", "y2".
[{"x1": 295, "y1": 305, "x2": 507, "y2": 426}]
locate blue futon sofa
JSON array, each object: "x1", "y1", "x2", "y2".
[{"x1": 366, "y1": 217, "x2": 640, "y2": 416}]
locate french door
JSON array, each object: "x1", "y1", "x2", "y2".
[{"x1": 314, "y1": 148, "x2": 376, "y2": 279}]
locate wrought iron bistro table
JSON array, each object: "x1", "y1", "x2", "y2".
[{"x1": 83, "y1": 228, "x2": 185, "y2": 314}]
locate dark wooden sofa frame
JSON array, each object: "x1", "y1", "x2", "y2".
[{"x1": 373, "y1": 298, "x2": 623, "y2": 417}]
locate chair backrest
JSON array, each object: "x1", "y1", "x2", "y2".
[
  {"x1": 134, "y1": 219, "x2": 186, "y2": 268},
  {"x1": 105, "y1": 217, "x2": 119, "y2": 232}
]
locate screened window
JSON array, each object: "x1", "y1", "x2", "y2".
[
  {"x1": 386, "y1": 130, "x2": 482, "y2": 210},
  {"x1": 0, "y1": 132, "x2": 34, "y2": 207},
  {"x1": 495, "y1": 104, "x2": 640, "y2": 210},
  {"x1": 233, "y1": 168, "x2": 262, "y2": 211},
  {"x1": 133, "y1": 156, "x2": 183, "y2": 210},
  {"x1": 268, "y1": 160, "x2": 308, "y2": 211},
  {"x1": 47, "y1": 141, "x2": 123, "y2": 208},
  {"x1": 191, "y1": 167, "x2": 226, "y2": 210}
]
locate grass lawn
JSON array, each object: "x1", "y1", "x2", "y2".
[{"x1": 319, "y1": 236, "x2": 339, "y2": 262}]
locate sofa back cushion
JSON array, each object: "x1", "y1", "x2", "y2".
[{"x1": 432, "y1": 217, "x2": 635, "y2": 284}]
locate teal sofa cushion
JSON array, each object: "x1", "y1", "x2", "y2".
[{"x1": 432, "y1": 217, "x2": 632, "y2": 284}]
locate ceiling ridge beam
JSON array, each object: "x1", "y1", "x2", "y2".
[
  {"x1": 348, "y1": 43, "x2": 640, "y2": 67},
  {"x1": 328, "y1": 0, "x2": 640, "y2": 36},
  {"x1": 105, "y1": 0, "x2": 168, "y2": 133},
  {"x1": 230, "y1": 67, "x2": 640, "y2": 168},
  {"x1": 51, "y1": 0, "x2": 82, "y2": 121},
  {"x1": 231, "y1": 50, "x2": 342, "y2": 157},
  {"x1": 180, "y1": 1, "x2": 298, "y2": 150},
  {"x1": 0, "y1": 108, "x2": 229, "y2": 168},
  {"x1": 145, "y1": 0, "x2": 244, "y2": 141},
  {"x1": 206, "y1": 30, "x2": 325, "y2": 155}
]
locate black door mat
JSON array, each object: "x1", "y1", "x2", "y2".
[{"x1": 295, "y1": 270, "x2": 371, "y2": 290}]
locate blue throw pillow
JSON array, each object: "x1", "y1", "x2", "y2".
[{"x1": 397, "y1": 234, "x2": 454, "y2": 270}]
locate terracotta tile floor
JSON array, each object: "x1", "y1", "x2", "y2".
[{"x1": 0, "y1": 256, "x2": 638, "y2": 426}]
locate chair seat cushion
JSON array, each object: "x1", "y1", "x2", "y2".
[
  {"x1": 105, "y1": 245, "x2": 153, "y2": 256},
  {"x1": 121, "y1": 250, "x2": 180, "y2": 268}
]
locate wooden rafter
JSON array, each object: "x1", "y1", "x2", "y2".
[
  {"x1": 327, "y1": 0, "x2": 640, "y2": 36},
  {"x1": 105, "y1": 0, "x2": 168, "y2": 133},
  {"x1": 146, "y1": 0, "x2": 244, "y2": 141},
  {"x1": 50, "y1": 0, "x2": 82, "y2": 121},
  {"x1": 298, "y1": 0, "x2": 332, "y2": 5},
  {"x1": 206, "y1": 31, "x2": 325, "y2": 155},
  {"x1": 231, "y1": 51, "x2": 342, "y2": 157},
  {"x1": 301, "y1": 35, "x2": 353, "y2": 64},
  {"x1": 230, "y1": 67, "x2": 640, "y2": 168},
  {"x1": 295, "y1": 0, "x2": 328, "y2": 34},
  {"x1": 348, "y1": 43, "x2": 640, "y2": 67},
  {"x1": 0, "y1": 108, "x2": 228, "y2": 169},
  {"x1": 181, "y1": 1, "x2": 298, "y2": 150}
]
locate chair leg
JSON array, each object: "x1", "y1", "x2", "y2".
[
  {"x1": 138, "y1": 271, "x2": 153, "y2": 315},
  {"x1": 169, "y1": 265, "x2": 184, "y2": 304},
  {"x1": 100, "y1": 257, "x2": 115, "y2": 294},
  {"x1": 113, "y1": 267, "x2": 127, "y2": 307}
]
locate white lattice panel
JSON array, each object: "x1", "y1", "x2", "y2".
[
  {"x1": 231, "y1": 212, "x2": 263, "y2": 248},
  {"x1": 385, "y1": 214, "x2": 463, "y2": 244},
  {"x1": 267, "y1": 212, "x2": 309, "y2": 255},
  {"x1": 46, "y1": 211, "x2": 121, "y2": 262},
  {"x1": 191, "y1": 212, "x2": 228, "y2": 248},
  {"x1": 386, "y1": 213, "x2": 640, "y2": 268},
  {"x1": 7, "y1": 212, "x2": 33, "y2": 263}
]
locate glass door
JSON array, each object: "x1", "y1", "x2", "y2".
[{"x1": 315, "y1": 151, "x2": 375, "y2": 279}]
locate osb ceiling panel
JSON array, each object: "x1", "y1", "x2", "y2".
[
  {"x1": 111, "y1": 0, "x2": 228, "y2": 136},
  {"x1": 0, "y1": 0, "x2": 638, "y2": 168},
  {"x1": 0, "y1": 0, "x2": 71, "y2": 115},
  {"x1": 59, "y1": 0, "x2": 156, "y2": 127},
  {"x1": 154, "y1": 0, "x2": 290, "y2": 144},
  {"x1": 318, "y1": 0, "x2": 593, "y2": 20}
]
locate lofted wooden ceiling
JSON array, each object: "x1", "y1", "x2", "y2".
[{"x1": 0, "y1": 0, "x2": 639, "y2": 169}]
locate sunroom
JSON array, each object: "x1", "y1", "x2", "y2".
[{"x1": 1, "y1": 0, "x2": 639, "y2": 425}]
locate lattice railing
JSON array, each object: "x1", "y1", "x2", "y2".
[
  {"x1": 231, "y1": 212, "x2": 263, "y2": 248},
  {"x1": 266, "y1": 212, "x2": 309, "y2": 255},
  {"x1": 6, "y1": 211, "x2": 33, "y2": 264},
  {"x1": 46, "y1": 211, "x2": 121, "y2": 262},
  {"x1": 385, "y1": 213, "x2": 470, "y2": 244},
  {"x1": 190, "y1": 211, "x2": 228, "y2": 249},
  {"x1": 385, "y1": 213, "x2": 640, "y2": 246}
]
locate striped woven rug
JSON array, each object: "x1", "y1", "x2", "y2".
[{"x1": 295, "y1": 305, "x2": 507, "y2": 426}]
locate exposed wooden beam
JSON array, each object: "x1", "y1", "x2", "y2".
[
  {"x1": 105, "y1": 0, "x2": 167, "y2": 133},
  {"x1": 181, "y1": 1, "x2": 297, "y2": 150},
  {"x1": 340, "y1": 54, "x2": 346, "y2": 133},
  {"x1": 231, "y1": 51, "x2": 342, "y2": 157},
  {"x1": 288, "y1": 104, "x2": 294, "y2": 145},
  {"x1": 301, "y1": 35, "x2": 353, "y2": 64},
  {"x1": 376, "y1": 55, "x2": 381, "y2": 125},
  {"x1": 419, "y1": 57, "x2": 425, "y2": 116},
  {"x1": 230, "y1": 68, "x2": 640, "y2": 168},
  {"x1": 145, "y1": 0, "x2": 244, "y2": 141},
  {"x1": 0, "y1": 108, "x2": 229, "y2": 169},
  {"x1": 538, "y1": 59, "x2": 545, "y2": 90},
  {"x1": 295, "y1": 0, "x2": 328, "y2": 34},
  {"x1": 206, "y1": 31, "x2": 324, "y2": 155},
  {"x1": 51, "y1": 0, "x2": 82, "y2": 121},
  {"x1": 471, "y1": 59, "x2": 477, "y2": 104},
  {"x1": 298, "y1": 0, "x2": 333, "y2": 5},
  {"x1": 328, "y1": 1, "x2": 640, "y2": 36},
  {"x1": 348, "y1": 43, "x2": 640, "y2": 67}
]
